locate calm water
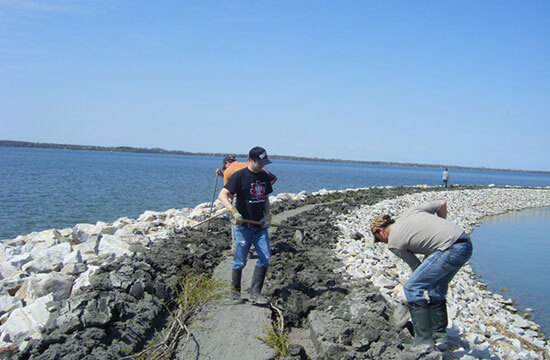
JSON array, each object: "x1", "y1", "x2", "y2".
[
  {"x1": 470, "y1": 208, "x2": 550, "y2": 337},
  {"x1": 2, "y1": 146, "x2": 550, "y2": 240}
]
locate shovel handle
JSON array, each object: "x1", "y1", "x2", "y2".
[
  {"x1": 241, "y1": 219, "x2": 304, "y2": 232},
  {"x1": 192, "y1": 209, "x2": 228, "y2": 227}
]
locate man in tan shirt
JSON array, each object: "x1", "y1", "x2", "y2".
[{"x1": 370, "y1": 200, "x2": 473, "y2": 350}]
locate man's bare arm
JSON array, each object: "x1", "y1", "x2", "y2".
[
  {"x1": 218, "y1": 188, "x2": 236, "y2": 211},
  {"x1": 436, "y1": 200, "x2": 447, "y2": 219}
]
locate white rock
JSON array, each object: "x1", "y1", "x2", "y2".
[
  {"x1": 137, "y1": 210, "x2": 163, "y2": 222},
  {"x1": 15, "y1": 273, "x2": 73, "y2": 304},
  {"x1": 0, "y1": 294, "x2": 54, "y2": 343},
  {"x1": 7, "y1": 253, "x2": 33, "y2": 269},
  {"x1": 0, "y1": 262, "x2": 17, "y2": 280},
  {"x1": 98, "y1": 235, "x2": 132, "y2": 257},
  {"x1": 60, "y1": 262, "x2": 87, "y2": 276},
  {"x1": 71, "y1": 266, "x2": 99, "y2": 295},
  {"x1": 0, "y1": 295, "x2": 22, "y2": 315},
  {"x1": 72, "y1": 236, "x2": 100, "y2": 262},
  {"x1": 63, "y1": 250, "x2": 82, "y2": 265}
]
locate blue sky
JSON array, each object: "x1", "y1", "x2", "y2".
[{"x1": 1, "y1": 1, "x2": 548, "y2": 171}]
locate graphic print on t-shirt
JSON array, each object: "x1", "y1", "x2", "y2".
[{"x1": 249, "y1": 180, "x2": 266, "y2": 204}]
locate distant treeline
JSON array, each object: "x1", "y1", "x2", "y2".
[{"x1": 1, "y1": 140, "x2": 548, "y2": 174}]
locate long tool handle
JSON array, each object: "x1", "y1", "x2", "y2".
[
  {"x1": 193, "y1": 209, "x2": 228, "y2": 228},
  {"x1": 204, "y1": 173, "x2": 220, "y2": 237},
  {"x1": 241, "y1": 219, "x2": 305, "y2": 232}
]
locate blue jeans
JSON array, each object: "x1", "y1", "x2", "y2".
[
  {"x1": 404, "y1": 236, "x2": 473, "y2": 303},
  {"x1": 232, "y1": 225, "x2": 271, "y2": 270}
]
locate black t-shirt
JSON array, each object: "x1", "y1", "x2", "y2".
[{"x1": 224, "y1": 167, "x2": 273, "y2": 222}]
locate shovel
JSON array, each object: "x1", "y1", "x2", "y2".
[{"x1": 241, "y1": 219, "x2": 306, "y2": 239}]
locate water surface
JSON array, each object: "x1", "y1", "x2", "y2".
[
  {"x1": 2, "y1": 146, "x2": 550, "y2": 240},
  {"x1": 470, "y1": 208, "x2": 550, "y2": 337}
]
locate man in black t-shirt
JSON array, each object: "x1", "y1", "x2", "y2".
[{"x1": 218, "y1": 146, "x2": 273, "y2": 305}]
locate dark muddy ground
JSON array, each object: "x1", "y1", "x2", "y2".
[{"x1": 16, "y1": 186, "x2": 478, "y2": 359}]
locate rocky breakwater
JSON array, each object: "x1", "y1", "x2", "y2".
[
  {"x1": 0, "y1": 185, "x2": 549, "y2": 360},
  {"x1": 0, "y1": 203, "x2": 237, "y2": 359},
  {"x1": 335, "y1": 187, "x2": 550, "y2": 360}
]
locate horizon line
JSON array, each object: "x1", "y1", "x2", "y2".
[{"x1": 1, "y1": 139, "x2": 549, "y2": 175}]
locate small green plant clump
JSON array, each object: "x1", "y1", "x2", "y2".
[
  {"x1": 176, "y1": 273, "x2": 230, "y2": 315},
  {"x1": 257, "y1": 325, "x2": 290, "y2": 359},
  {"x1": 121, "y1": 272, "x2": 230, "y2": 360}
]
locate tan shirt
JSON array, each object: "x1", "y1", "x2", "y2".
[{"x1": 388, "y1": 200, "x2": 465, "y2": 271}]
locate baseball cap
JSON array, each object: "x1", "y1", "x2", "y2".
[
  {"x1": 222, "y1": 155, "x2": 236, "y2": 169},
  {"x1": 248, "y1": 146, "x2": 272, "y2": 166}
]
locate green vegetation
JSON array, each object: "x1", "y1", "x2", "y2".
[
  {"x1": 175, "y1": 273, "x2": 230, "y2": 314},
  {"x1": 121, "y1": 272, "x2": 229, "y2": 360},
  {"x1": 257, "y1": 324, "x2": 290, "y2": 359}
]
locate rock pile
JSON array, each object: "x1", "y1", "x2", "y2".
[{"x1": 0, "y1": 203, "x2": 234, "y2": 359}]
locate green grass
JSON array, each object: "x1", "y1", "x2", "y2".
[
  {"x1": 175, "y1": 273, "x2": 230, "y2": 314},
  {"x1": 257, "y1": 325, "x2": 290, "y2": 359}
]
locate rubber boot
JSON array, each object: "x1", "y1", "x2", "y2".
[
  {"x1": 250, "y1": 266, "x2": 269, "y2": 305},
  {"x1": 231, "y1": 269, "x2": 243, "y2": 304},
  {"x1": 430, "y1": 300, "x2": 449, "y2": 349},
  {"x1": 406, "y1": 301, "x2": 434, "y2": 352}
]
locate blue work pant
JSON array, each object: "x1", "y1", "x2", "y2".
[
  {"x1": 404, "y1": 237, "x2": 473, "y2": 303},
  {"x1": 232, "y1": 225, "x2": 271, "y2": 270}
]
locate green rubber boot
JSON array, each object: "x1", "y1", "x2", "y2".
[
  {"x1": 431, "y1": 299, "x2": 451, "y2": 350},
  {"x1": 430, "y1": 300, "x2": 448, "y2": 343},
  {"x1": 407, "y1": 301, "x2": 434, "y2": 350}
]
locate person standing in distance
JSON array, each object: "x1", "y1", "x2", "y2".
[
  {"x1": 370, "y1": 200, "x2": 472, "y2": 351},
  {"x1": 218, "y1": 146, "x2": 273, "y2": 305},
  {"x1": 442, "y1": 168, "x2": 449, "y2": 188}
]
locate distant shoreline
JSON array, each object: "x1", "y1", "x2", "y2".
[{"x1": 2, "y1": 139, "x2": 549, "y2": 175}]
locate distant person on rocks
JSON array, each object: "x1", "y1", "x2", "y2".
[
  {"x1": 369, "y1": 200, "x2": 473, "y2": 351},
  {"x1": 442, "y1": 168, "x2": 449, "y2": 188},
  {"x1": 218, "y1": 146, "x2": 274, "y2": 305}
]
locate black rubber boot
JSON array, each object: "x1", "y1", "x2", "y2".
[
  {"x1": 430, "y1": 300, "x2": 449, "y2": 346},
  {"x1": 231, "y1": 269, "x2": 243, "y2": 304},
  {"x1": 250, "y1": 266, "x2": 269, "y2": 305},
  {"x1": 407, "y1": 300, "x2": 434, "y2": 350}
]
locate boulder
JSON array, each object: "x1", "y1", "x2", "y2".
[
  {"x1": 72, "y1": 235, "x2": 100, "y2": 263},
  {"x1": 98, "y1": 234, "x2": 150, "y2": 258},
  {"x1": 15, "y1": 273, "x2": 73, "y2": 304},
  {"x1": 0, "y1": 263, "x2": 17, "y2": 280},
  {"x1": 72, "y1": 223, "x2": 97, "y2": 244},
  {"x1": 97, "y1": 235, "x2": 132, "y2": 257},
  {"x1": 0, "y1": 295, "x2": 22, "y2": 316},
  {"x1": 0, "y1": 294, "x2": 54, "y2": 343},
  {"x1": 0, "y1": 271, "x2": 28, "y2": 296},
  {"x1": 24, "y1": 242, "x2": 72, "y2": 273},
  {"x1": 60, "y1": 263, "x2": 87, "y2": 276},
  {"x1": 137, "y1": 210, "x2": 163, "y2": 222},
  {"x1": 71, "y1": 266, "x2": 100, "y2": 295},
  {"x1": 7, "y1": 254, "x2": 33, "y2": 269},
  {"x1": 63, "y1": 250, "x2": 83, "y2": 265}
]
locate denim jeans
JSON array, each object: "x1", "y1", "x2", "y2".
[
  {"x1": 404, "y1": 237, "x2": 473, "y2": 303},
  {"x1": 232, "y1": 225, "x2": 271, "y2": 270}
]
